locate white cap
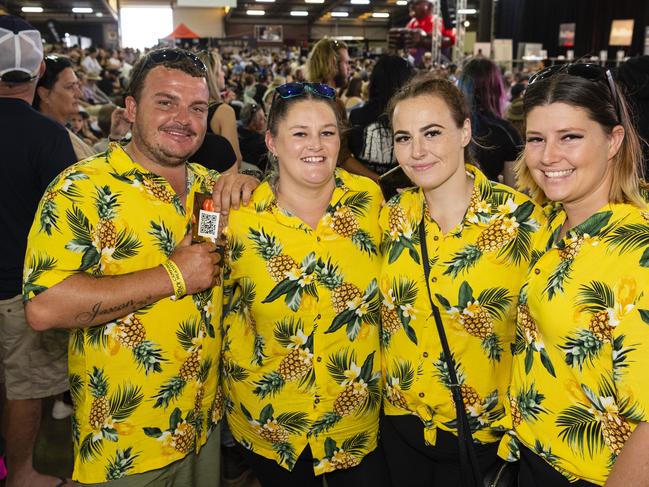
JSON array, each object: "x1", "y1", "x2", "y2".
[{"x1": 0, "y1": 15, "x2": 43, "y2": 81}]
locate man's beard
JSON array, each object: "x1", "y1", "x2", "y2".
[{"x1": 134, "y1": 122, "x2": 201, "y2": 168}]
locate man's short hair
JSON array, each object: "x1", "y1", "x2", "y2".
[
  {"x1": 0, "y1": 15, "x2": 43, "y2": 84},
  {"x1": 126, "y1": 48, "x2": 207, "y2": 102}
]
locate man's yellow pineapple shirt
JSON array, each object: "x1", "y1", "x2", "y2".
[
  {"x1": 380, "y1": 165, "x2": 541, "y2": 446},
  {"x1": 222, "y1": 169, "x2": 382, "y2": 474},
  {"x1": 508, "y1": 202, "x2": 649, "y2": 485},
  {"x1": 23, "y1": 144, "x2": 223, "y2": 483}
]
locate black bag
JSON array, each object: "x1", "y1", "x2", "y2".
[{"x1": 418, "y1": 219, "x2": 519, "y2": 487}]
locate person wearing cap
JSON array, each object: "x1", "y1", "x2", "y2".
[
  {"x1": 237, "y1": 102, "x2": 268, "y2": 173},
  {"x1": 24, "y1": 46, "x2": 260, "y2": 487},
  {"x1": 0, "y1": 14, "x2": 77, "y2": 487}
]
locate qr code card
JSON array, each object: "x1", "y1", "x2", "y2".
[{"x1": 192, "y1": 193, "x2": 221, "y2": 243}]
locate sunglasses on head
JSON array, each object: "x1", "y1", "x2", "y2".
[
  {"x1": 274, "y1": 82, "x2": 336, "y2": 100},
  {"x1": 142, "y1": 48, "x2": 207, "y2": 74},
  {"x1": 528, "y1": 63, "x2": 621, "y2": 123}
]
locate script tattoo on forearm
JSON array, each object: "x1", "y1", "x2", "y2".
[{"x1": 75, "y1": 295, "x2": 153, "y2": 326}]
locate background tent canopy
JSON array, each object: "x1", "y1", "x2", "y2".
[{"x1": 164, "y1": 23, "x2": 200, "y2": 39}]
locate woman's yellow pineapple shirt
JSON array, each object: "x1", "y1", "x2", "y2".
[
  {"x1": 508, "y1": 202, "x2": 649, "y2": 485},
  {"x1": 222, "y1": 169, "x2": 382, "y2": 474},
  {"x1": 380, "y1": 165, "x2": 541, "y2": 446}
]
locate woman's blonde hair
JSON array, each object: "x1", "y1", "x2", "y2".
[
  {"x1": 516, "y1": 72, "x2": 645, "y2": 208},
  {"x1": 306, "y1": 38, "x2": 347, "y2": 83},
  {"x1": 197, "y1": 50, "x2": 223, "y2": 103}
]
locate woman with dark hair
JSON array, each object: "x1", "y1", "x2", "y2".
[
  {"x1": 511, "y1": 65, "x2": 649, "y2": 486},
  {"x1": 221, "y1": 82, "x2": 388, "y2": 486},
  {"x1": 379, "y1": 74, "x2": 540, "y2": 486},
  {"x1": 459, "y1": 57, "x2": 522, "y2": 187},
  {"x1": 343, "y1": 76, "x2": 364, "y2": 112},
  {"x1": 348, "y1": 55, "x2": 415, "y2": 179},
  {"x1": 34, "y1": 55, "x2": 95, "y2": 160}
]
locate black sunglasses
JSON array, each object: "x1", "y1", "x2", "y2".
[
  {"x1": 275, "y1": 82, "x2": 336, "y2": 100},
  {"x1": 142, "y1": 48, "x2": 207, "y2": 74},
  {"x1": 528, "y1": 63, "x2": 621, "y2": 123}
]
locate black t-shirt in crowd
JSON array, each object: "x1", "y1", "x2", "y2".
[
  {"x1": 471, "y1": 112, "x2": 523, "y2": 182},
  {"x1": 237, "y1": 126, "x2": 268, "y2": 173},
  {"x1": 191, "y1": 132, "x2": 237, "y2": 173},
  {"x1": 348, "y1": 102, "x2": 398, "y2": 176},
  {"x1": 0, "y1": 97, "x2": 77, "y2": 299}
]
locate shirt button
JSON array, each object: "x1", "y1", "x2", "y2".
[
  {"x1": 316, "y1": 356, "x2": 322, "y2": 362},
  {"x1": 419, "y1": 392, "x2": 425, "y2": 398},
  {"x1": 316, "y1": 314, "x2": 321, "y2": 320},
  {"x1": 431, "y1": 277, "x2": 437, "y2": 283},
  {"x1": 316, "y1": 236, "x2": 321, "y2": 242},
  {"x1": 433, "y1": 235, "x2": 439, "y2": 241},
  {"x1": 422, "y1": 351, "x2": 429, "y2": 358},
  {"x1": 314, "y1": 398, "x2": 320, "y2": 404},
  {"x1": 534, "y1": 268, "x2": 541, "y2": 275}
]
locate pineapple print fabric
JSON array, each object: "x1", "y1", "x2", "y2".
[
  {"x1": 380, "y1": 165, "x2": 541, "y2": 446},
  {"x1": 23, "y1": 144, "x2": 223, "y2": 483},
  {"x1": 222, "y1": 169, "x2": 382, "y2": 474},
  {"x1": 507, "y1": 202, "x2": 649, "y2": 485}
]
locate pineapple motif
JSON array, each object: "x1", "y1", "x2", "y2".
[
  {"x1": 589, "y1": 310, "x2": 613, "y2": 343},
  {"x1": 601, "y1": 414, "x2": 632, "y2": 455},
  {"x1": 331, "y1": 207, "x2": 359, "y2": 237},
  {"x1": 558, "y1": 235, "x2": 584, "y2": 261},
  {"x1": 254, "y1": 319, "x2": 314, "y2": 398},
  {"x1": 311, "y1": 350, "x2": 380, "y2": 436},
  {"x1": 241, "y1": 404, "x2": 310, "y2": 469},
  {"x1": 171, "y1": 421, "x2": 196, "y2": 453},
  {"x1": 387, "y1": 204, "x2": 407, "y2": 236},
  {"x1": 444, "y1": 199, "x2": 537, "y2": 277},
  {"x1": 248, "y1": 227, "x2": 298, "y2": 282},
  {"x1": 517, "y1": 304, "x2": 539, "y2": 343},
  {"x1": 316, "y1": 434, "x2": 369, "y2": 474},
  {"x1": 114, "y1": 315, "x2": 145, "y2": 348},
  {"x1": 94, "y1": 185, "x2": 119, "y2": 249},
  {"x1": 153, "y1": 319, "x2": 203, "y2": 409},
  {"x1": 433, "y1": 352, "x2": 504, "y2": 431},
  {"x1": 475, "y1": 218, "x2": 518, "y2": 253},
  {"x1": 142, "y1": 175, "x2": 176, "y2": 203},
  {"x1": 327, "y1": 192, "x2": 377, "y2": 255},
  {"x1": 331, "y1": 282, "x2": 362, "y2": 314},
  {"x1": 385, "y1": 360, "x2": 414, "y2": 410},
  {"x1": 436, "y1": 282, "x2": 511, "y2": 361},
  {"x1": 510, "y1": 396, "x2": 523, "y2": 427},
  {"x1": 380, "y1": 277, "x2": 418, "y2": 346},
  {"x1": 193, "y1": 383, "x2": 205, "y2": 418},
  {"x1": 210, "y1": 388, "x2": 224, "y2": 424},
  {"x1": 180, "y1": 350, "x2": 201, "y2": 382},
  {"x1": 105, "y1": 448, "x2": 139, "y2": 481},
  {"x1": 556, "y1": 378, "x2": 643, "y2": 460},
  {"x1": 511, "y1": 383, "x2": 547, "y2": 427},
  {"x1": 89, "y1": 367, "x2": 110, "y2": 430}
]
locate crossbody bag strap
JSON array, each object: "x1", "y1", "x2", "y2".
[{"x1": 418, "y1": 217, "x2": 484, "y2": 486}]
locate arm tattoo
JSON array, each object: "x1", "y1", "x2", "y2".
[{"x1": 75, "y1": 295, "x2": 154, "y2": 326}]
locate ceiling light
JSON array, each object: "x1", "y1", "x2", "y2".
[
  {"x1": 350, "y1": 0, "x2": 369, "y2": 4},
  {"x1": 372, "y1": 12, "x2": 389, "y2": 18},
  {"x1": 457, "y1": 8, "x2": 477, "y2": 14},
  {"x1": 246, "y1": 9, "x2": 265, "y2": 15},
  {"x1": 305, "y1": 0, "x2": 324, "y2": 3},
  {"x1": 396, "y1": 0, "x2": 408, "y2": 4},
  {"x1": 256, "y1": 0, "x2": 275, "y2": 2},
  {"x1": 72, "y1": 7, "x2": 93, "y2": 13},
  {"x1": 330, "y1": 11, "x2": 349, "y2": 17},
  {"x1": 463, "y1": 20, "x2": 470, "y2": 27},
  {"x1": 290, "y1": 10, "x2": 308, "y2": 16},
  {"x1": 22, "y1": 6, "x2": 43, "y2": 12},
  {"x1": 95, "y1": 12, "x2": 103, "y2": 17}
]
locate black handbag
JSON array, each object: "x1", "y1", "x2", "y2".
[{"x1": 418, "y1": 219, "x2": 519, "y2": 487}]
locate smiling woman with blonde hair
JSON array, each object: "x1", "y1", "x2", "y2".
[{"x1": 509, "y1": 64, "x2": 649, "y2": 487}]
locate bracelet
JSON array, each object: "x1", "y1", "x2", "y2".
[{"x1": 162, "y1": 260, "x2": 186, "y2": 299}]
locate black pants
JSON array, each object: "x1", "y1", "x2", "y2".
[
  {"x1": 518, "y1": 444, "x2": 597, "y2": 487},
  {"x1": 237, "y1": 441, "x2": 391, "y2": 487},
  {"x1": 380, "y1": 414, "x2": 501, "y2": 487}
]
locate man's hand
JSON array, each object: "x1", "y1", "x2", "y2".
[
  {"x1": 212, "y1": 172, "x2": 260, "y2": 216},
  {"x1": 169, "y1": 234, "x2": 221, "y2": 294}
]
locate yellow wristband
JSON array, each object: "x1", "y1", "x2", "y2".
[{"x1": 162, "y1": 260, "x2": 186, "y2": 299}]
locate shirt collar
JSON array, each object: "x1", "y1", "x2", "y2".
[{"x1": 544, "y1": 202, "x2": 620, "y2": 250}]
